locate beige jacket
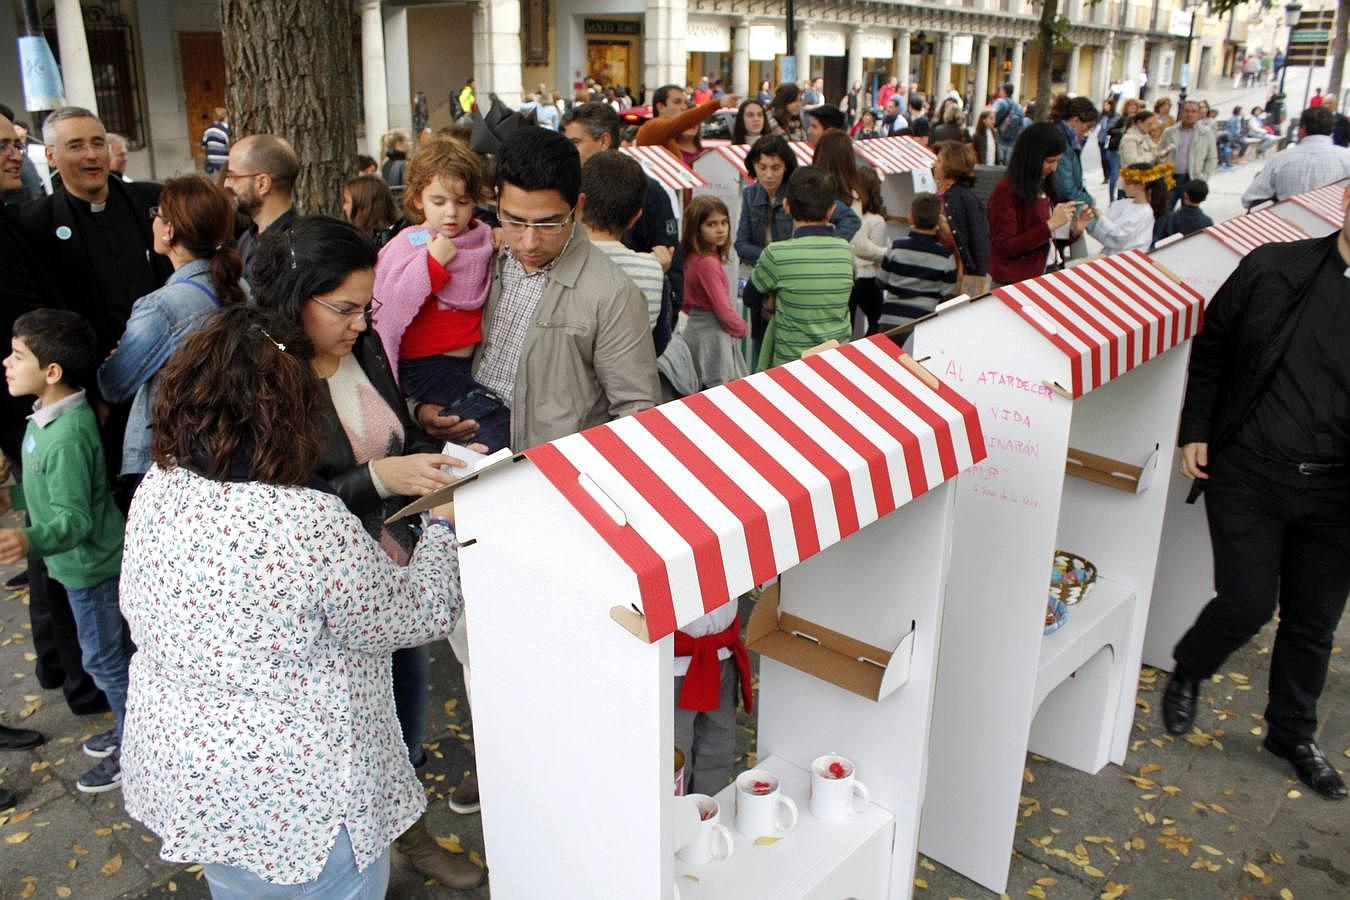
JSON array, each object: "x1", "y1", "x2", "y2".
[
  {"x1": 1159, "y1": 122, "x2": 1218, "y2": 183},
  {"x1": 1119, "y1": 126, "x2": 1159, "y2": 168},
  {"x1": 479, "y1": 229, "x2": 660, "y2": 451}
]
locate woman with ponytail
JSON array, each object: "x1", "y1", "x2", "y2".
[{"x1": 98, "y1": 174, "x2": 248, "y2": 495}]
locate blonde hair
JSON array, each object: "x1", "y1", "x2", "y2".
[
  {"x1": 402, "y1": 140, "x2": 485, "y2": 223},
  {"x1": 382, "y1": 129, "x2": 409, "y2": 155}
]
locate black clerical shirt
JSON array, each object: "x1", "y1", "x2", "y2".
[
  {"x1": 1235, "y1": 242, "x2": 1350, "y2": 463},
  {"x1": 67, "y1": 190, "x2": 160, "y2": 330}
]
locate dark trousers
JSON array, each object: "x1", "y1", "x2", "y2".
[
  {"x1": 399, "y1": 354, "x2": 511, "y2": 453},
  {"x1": 1173, "y1": 446, "x2": 1350, "y2": 745},
  {"x1": 849, "y1": 277, "x2": 882, "y2": 335},
  {"x1": 392, "y1": 644, "x2": 430, "y2": 768}
]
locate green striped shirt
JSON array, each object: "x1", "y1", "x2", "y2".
[{"x1": 751, "y1": 234, "x2": 855, "y2": 368}]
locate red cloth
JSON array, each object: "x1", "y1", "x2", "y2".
[
  {"x1": 986, "y1": 177, "x2": 1053, "y2": 286},
  {"x1": 674, "y1": 614, "x2": 753, "y2": 714},
  {"x1": 398, "y1": 254, "x2": 483, "y2": 359}
]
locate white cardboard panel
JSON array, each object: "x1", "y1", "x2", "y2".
[{"x1": 1268, "y1": 198, "x2": 1342, "y2": 238}]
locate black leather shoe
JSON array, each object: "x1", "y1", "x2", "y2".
[
  {"x1": 0, "y1": 786, "x2": 16, "y2": 811},
  {"x1": 1263, "y1": 737, "x2": 1348, "y2": 800},
  {"x1": 1162, "y1": 673, "x2": 1200, "y2": 735},
  {"x1": 0, "y1": 724, "x2": 45, "y2": 751}
]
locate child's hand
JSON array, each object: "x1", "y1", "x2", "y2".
[
  {"x1": 0, "y1": 528, "x2": 28, "y2": 565},
  {"x1": 1076, "y1": 205, "x2": 1096, "y2": 225},
  {"x1": 429, "y1": 233, "x2": 459, "y2": 266},
  {"x1": 490, "y1": 228, "x2": 505, "y2": 251},
  {"x1": 0, "y1": 455, "x2": 10, "y2": 484},
  {"x1": 763, "y1": 293, "x2": 775, "y2": 314},
  {"x1": 0, "y1": 486, "x2": 10, "y2": 516},
  {"x1": 651, "y1": 246, "x2": 673, "y2": 272}
]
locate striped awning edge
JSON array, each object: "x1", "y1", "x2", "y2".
[
  {"x1": 1287, "y1": 180, "x2": 1349, "y2": 227},
  {"x1": 1204, "y1": 208, "x2": 1309, "y2": 257},
  {"x1": 620, "y1": 145, "x2": 708, "y2": 190},
  {"x1": 524, "y1": 335, "x2": 985, "y2": 641},
  {"x1": 853, "y1": 136, "x2": 937, "y2": 175}
]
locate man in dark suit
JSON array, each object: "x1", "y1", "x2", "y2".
[
  {"x1": 20, "y1": 107, "x2": 170, "y2": 356},
  {"x1": 1, "y1": 111, "x2": 107, "y2": 720}
]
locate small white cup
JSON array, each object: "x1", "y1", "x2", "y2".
[
  {"x1": 676, "y1": 794, "x2": 735, "y2": 864},
  {"x1": 808, "y1": 753, "x2": 870, "y2": 822},
  {"x1": 733, "y1": 769, "x2": 799, "y2": 838}
]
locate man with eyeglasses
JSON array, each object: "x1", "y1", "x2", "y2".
[
  {"x1": 224, "y1": 133, "x2": 300, "y2": 274},
  {"x1": 415, "y1": 127, "x2": 659, "y2": 452},
  {"x1": 18, "y1": 107, "x2": 169, "y2": 357},
  {"x1": 0, "y1": 111, "x2": 109, "y2": 728}
]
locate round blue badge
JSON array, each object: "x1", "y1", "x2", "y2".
[{"x1": 55, "y1": 225, "x2": 72, "y2": 241}]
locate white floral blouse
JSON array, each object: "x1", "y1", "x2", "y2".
[{"x1": 119, "y1": 464, "x2": 461, "y2": 884}]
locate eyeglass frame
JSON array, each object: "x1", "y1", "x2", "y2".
[
  {"x1": 309, "y1": 295, "x2": 382, "y2": 324},
  {"x1": 0, "y1": 139, "x2": 25, "y2": 156},
  {"x1": 496, "y1": 206, "x2": 577, "y2": 235},
  {"x1": 222, "y1": 169, "x2": 264, "y2": 180},
  {"x1": 148, "y1": 206, "x2": 165, "y2": 221}
]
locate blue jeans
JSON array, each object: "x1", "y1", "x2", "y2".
[
  {"x1": 392, "y1": 644, "x2": 430, "y2": 767},
  {"x1": 64, "y1": 575, "x2": 132, "y2": 740},
  {"x1": 203, "y1": 827, "x2": 390, "y2": 899},
  {"x1": 1101, "y1": 148, "x2": 1121, "y2": 200}
]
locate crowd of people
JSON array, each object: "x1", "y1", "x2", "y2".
[{"x1": 1, "y1": 66, "x2": 1348, "y2": 896}]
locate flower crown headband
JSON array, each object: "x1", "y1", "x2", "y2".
[{"x1": 1121, "y1": 161, "x2": 1176, "y2": 190}]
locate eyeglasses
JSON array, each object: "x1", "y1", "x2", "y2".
[
  {"x1": 0, "y1": 139, "x2": 24, "y2": 156},
  {"x1": 223, "y1": 169, "x2": 262, "y2": 180},
  {"x1": 148, "y1": 206, "x2": 165, "y2": 221},
  {"x1": 310, "y1": 296, "x2": 382, "y2": 325},
  {"x1": 497, "y1": 207, "x2": 576, "y2": 235}
]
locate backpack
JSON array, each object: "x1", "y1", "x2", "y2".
[{"x1": 995, "y1": 98, "x2": 1024, "y2": 143}]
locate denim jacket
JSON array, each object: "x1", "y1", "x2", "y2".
[
  {"x1": 1051, "y1": 120, "x2": 1093, "y2": 207},
  {"x1": 734, "y1": 181, "x2": 862, "y2": 264},
  {"x1": 97, "y1": 259, "x2": 249, "y2": 475}
]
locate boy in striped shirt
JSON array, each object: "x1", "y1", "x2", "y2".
[
  {"x1": 579, "y1": 150, "x2": 671, "y2": 352},
  {"x1": 877, "y1": 192, "x2": 957, "y2": 332},
  {"x1": 745, "y1": 167, "x2": 855, "y2": 369}
]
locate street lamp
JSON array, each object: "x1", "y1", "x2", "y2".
[
  {"x1": 1277, "y1": 1, "x2": 1302, "y2": 107},
  {"x1": 1178, "y1": 0, "x2": 1197, "y2": 106}
]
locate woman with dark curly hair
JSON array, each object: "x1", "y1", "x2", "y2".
[{"x1": 119, "y1": 304, "x2": 464, "y2": 897}]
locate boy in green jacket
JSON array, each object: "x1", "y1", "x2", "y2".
[{"x1": 0, "y1": 310, "x2": 129, "y2": 794}]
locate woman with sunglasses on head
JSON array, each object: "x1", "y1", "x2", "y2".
[
  {"x1": 250, "y1": 216, "x2": 485, "y2": 892},
  {"x1": 97, "y1": 175, "x2": 248, "y2": 502}
]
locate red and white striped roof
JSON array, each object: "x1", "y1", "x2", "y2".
[
  {"x1": 853, "y1": 136, "x2": 936, "y2": 175},
  {"x1": 524, "y1": 336, "x2": 985, "y2": 642},
  {"x1": 620, "y1": 146, "x2": 707, "y2": 191},
  {"x1": 1287, "y1": 180, "x2": 1349, "y2": 227},
  {"x1": 708, "y1": 141, "x2": 815, "y2": 178},
  {"x1": 1204, "y1": 208, "x2": 1308, "y2": 257},
  {"x1": 994, "y1": 250, "x2": 1205, "y2": 399}
]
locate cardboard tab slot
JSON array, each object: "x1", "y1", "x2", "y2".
[
  {"x1": 746, "y1": 584, "x2": 915, "y2": 702},
  {"x1": 1064, "y1": 444, "x2": 1159, "y2": 495}
]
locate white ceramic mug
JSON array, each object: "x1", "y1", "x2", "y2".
[
  {"x1": 733, "y1": 769, "x2": 798, "y2": 838},
  {"x1": 808, "y1": 754, "x2": 870, "y2": 822},
  {"x1": 676, "y1": 794, "x2": 735, "y2": 864}
]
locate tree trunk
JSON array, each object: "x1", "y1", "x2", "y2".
[
  {"x1": 1329, "y1": 0, "x2": 1349, "y2": 102},
  {"x1": 220, "y1": 0, "x2": 357, "y2": 217},
  {"x1": 1034, "y1": 0, "x2": 1059, "y2": 122}
]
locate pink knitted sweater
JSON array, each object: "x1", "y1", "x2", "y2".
[{"x1": 372, "y1": 221, "x2": 495, "y2": 379}]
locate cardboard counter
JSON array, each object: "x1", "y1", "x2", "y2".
[
  {"x1": 911, "y1": 251, "x2": 1205, "y2": 893},
  {"x1": 450, "y1": 335, "x2": 984, "y2": 899}
]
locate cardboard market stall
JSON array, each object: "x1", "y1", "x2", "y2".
[
  {"x1": 452, "y1": 335, "x2": 985, "y2": 899},
  {"x1": 1142, "y1": 184, "x2": 1342, "y2": 669},
  {"x1": 851, "y1": 137, "x2": 937, "y2": 241},
  {"x1": 911, "y1": 251, "x2": 1205, "y2": 893},
  {"x1": 622, "y1": 145, "x2": 708, "y2": 226},
  {"x1": 1271, "y1": 177, "x2": 1349, "y2": 234}
]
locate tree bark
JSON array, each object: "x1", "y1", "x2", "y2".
[
  {"x1": 1329, "y1": 0, "x2": 1348, "y2": 101},
  {"x1": 1034, "y1": 0, "x2": 1060, "y2": 122},
  {"x1": 220, "y1": 0, "x2": 357, "y2": 217}
]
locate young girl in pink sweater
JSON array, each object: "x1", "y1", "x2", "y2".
[
  {"x1": 373, "y1": 140, "x2": 508, "y2": 449},
  {"x1": 680, "y1": 196, "x2": 748, "y2": 388}
]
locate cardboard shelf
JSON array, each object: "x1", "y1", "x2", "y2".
[
  {"x1": 1064, "y1": 445, "x2": 1160, "y2": 495},
  {"x1": 1034, "y1": 576, "x2": 1136, "y2": 710},
  {"x1": 747, "y1": 584, "x2": 916, "y2": 702},
  {"x1": 672, "y1": 754, "x2": 896, "y2": 899}
]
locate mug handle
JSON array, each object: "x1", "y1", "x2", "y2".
[
  {"x1": 852, "y1": 780, "x2": 871, "y2": 814},
  {"x1": 712, "y1": 823, "x2": 735, "y2": 860},
  {"x1": 776, "y1": 794, "x2": 799, "y2": 832}
]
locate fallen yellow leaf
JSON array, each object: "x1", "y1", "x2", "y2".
[
  {"x1": 1243, "y1": 862, "x2": 1266, "y2": 879},
  {"x1": 8, "y1": 809, "x2": 33, "y2": 824},
  {"x1": 20, "y1": 882, "x2": 35, "y2": 898},
  {"x1": 1280, "y1": 889, "x2": 1294, "y2": 900},
  {"x1": 5, "y1": 831, "x2": 30, "y2": 844},
  {"x1": 1138, "y1": 763, "x2": 1164, "y2": 776},
  {"x1": 66, "y1": 859, "x2": 76, "y2": 870},
  {"x1": 56, "y1": 888, "x2": 71, "y2": 898},
  {"x1": 168, "y1": 882, "x2": 177, "y2": 893},
  {"x1": 1270, "y1": 850, "x2": 1286, "y2": 865},
  {"x1": 1050, "y1": 807, "x2": 1069, "y2": 816},
  {"x1": 754, "y1": 836, "x2": 782, "y2": 846},
  {"x1": 101, "y1": 853, "x2": 123, "y2": 876},
  {"x1": 920, "y1": 857, "x2": 936, "y2": 871},
  {"x1": 94, "y1": 827, "x2": 112, "y2": 836},
  {"x1": 914, "y1": 877, "x2": 929, "y2": 889},
  {"x1": 469, "y1": 850, "x2": 486, "y2": 868},
  {"x1": 1201, "y1": 845, "x2": 1223, "y2": 856},
  {"x1": 434, "y1": 834, "x2": 465, "y2": 854},
  {"x1": 1026, "y1": 886, "x2": 1046, "y2": 899},
  {"x1": 1036, "y1": 876, "x2": 1058, "y2": 885},
  {"x1": 1084, "y1": 865, "x2": 1106, "y2": 877}
]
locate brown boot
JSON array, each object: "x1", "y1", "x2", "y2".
[{"x1": 392, "y1": 811, "x2": 487, "y2": 890}]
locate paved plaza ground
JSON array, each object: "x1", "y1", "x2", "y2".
[{"x1": 1, "y1": 72, "x2": 1346, "y2": 899}]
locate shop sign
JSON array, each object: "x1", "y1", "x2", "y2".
[
  {"x1": 584, "y1": 19, "x2": 641, "y2": 37},
  {"x1": 951, "y1": 35, "x2": 973, "y2": 66},
  {"x1": 860, "y1": 32, "x2": 894, "y2": 60},
  {"x1": 749, "y1": 24, "x2": 785, "y2": 60},
  {"x1": 687, "y1": 18, "x2": 730, "y2": 53},
  {"x1": 811, "y1": 29, "x2": 846, "y2": 58},
  {"x1": 1168, "y1": 11, "x2": 1194, "y2": 38}
]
